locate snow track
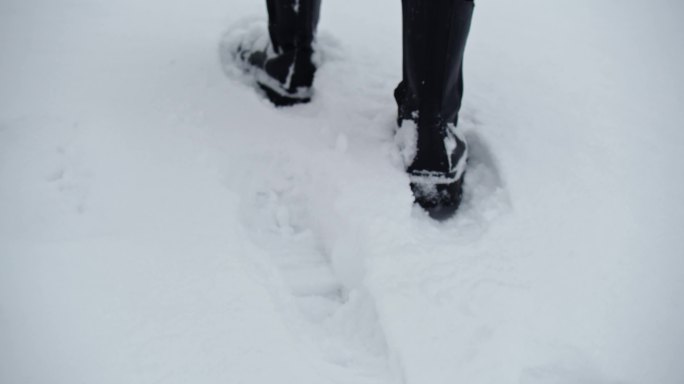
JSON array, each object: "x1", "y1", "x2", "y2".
[
  {"x1": 235, "y1": 153, "x2": 397, "y2": 384},
  {"x1": 220, "y1": 20, "x2": 406, "y2": 383}
]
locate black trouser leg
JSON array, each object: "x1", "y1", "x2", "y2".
[
  {"x1": 266, "y1": 0, "x2": 321, "y2": 53},
  {"x1": 395, "y1": 0, "x2": 474, "y2": 177},
  {"x1": 242, "y1": 0, "x2": 321, "y2": 104}
]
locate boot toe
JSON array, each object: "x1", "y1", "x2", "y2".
[{"x1": 410, "y1": 175, "x2": 464, "y2": 219}]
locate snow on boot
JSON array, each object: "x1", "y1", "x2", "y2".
[
  {"x1": 395, "y1": 0, "x2": 474, "y2": 218},
  {"x1": 234, "y1": 0, "x2": 320, "y2": 106}
]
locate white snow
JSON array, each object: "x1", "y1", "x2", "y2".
[{"x1": 1, "y1": 0, "x2": 683, "y2": 383}]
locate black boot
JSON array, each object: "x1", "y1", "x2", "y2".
[
  {"x1": 395, "y1": 0, "x2": 474, "y2": 218},
  {"x1": 236, "y1": 0, "x2": 321, "y2": 106}
]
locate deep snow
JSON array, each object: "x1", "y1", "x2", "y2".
[{"x1": 1, "y1": 0, "x2": 683, "y2": 383}]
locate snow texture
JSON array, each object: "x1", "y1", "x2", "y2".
[{"x1": 1, "y1": 0, "x2": 683, "y2": 383}]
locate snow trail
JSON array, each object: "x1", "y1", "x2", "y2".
[
  {"x1": 219, "y1": 20, "x2": 402, "y2": 383},
  {"x1": 234, "y1": 151, "x2": 398, "y2": 384}
]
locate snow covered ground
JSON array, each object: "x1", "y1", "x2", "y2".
[{"x1": 1, "y1": 0, "x2": 683, "y2": 383}]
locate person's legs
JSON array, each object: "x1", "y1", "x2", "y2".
[
  {"x1": 236, "y1": 0, "x2": 321, "y2": 106},
  {"x1": 395, "y1": 0, "x2": 474, "y2": 216},
  {"x1": 234, "y1": 0, "x2": 473, "y2": 216},
  {"x1": 266, "y1": 0, "x2": 320, "y2": 53}
]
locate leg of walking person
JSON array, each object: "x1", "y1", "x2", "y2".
[
  {"x1": 395, "y1": 0, "x2": 474, "y2": 217},
  {"x1": 236, "y1": 0, "x2": 321, "y2": 106}
]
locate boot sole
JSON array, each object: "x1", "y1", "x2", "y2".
[{"x1": 258, "y1": 84, "x2": 311, "y2": 107}]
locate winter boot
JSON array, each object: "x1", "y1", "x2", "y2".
[
  {"x1": 395, "y1": 0, "x2": 474, "y2": 218},
  {"x1": 235, "y1": 0, "x2": 321, "y2": 106}
]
